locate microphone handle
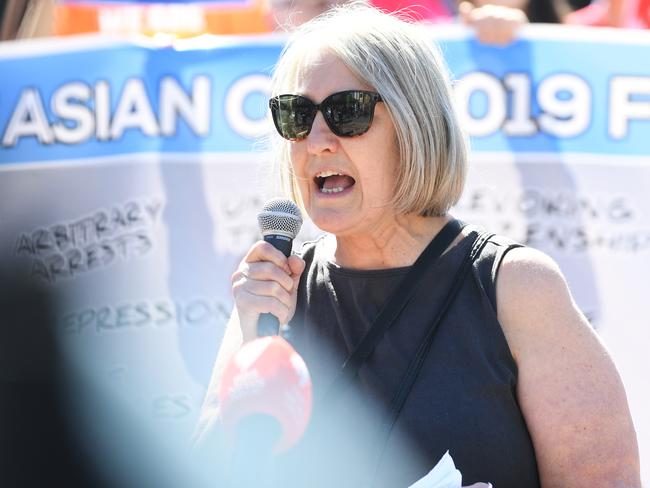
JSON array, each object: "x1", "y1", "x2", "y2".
[
  {"x1": 263, "y1": 234, "x2": 292, "y2": 258},
  {"x1": 258, "y1": 313, "x2": 280, "y2": 337},
  {"x1": 258, "y1": 234, "x2": 293, "y2": 336}
]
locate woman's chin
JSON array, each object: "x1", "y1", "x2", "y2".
[{"x1": 308, "y1": 210, "x2": 354, "y2": 236}]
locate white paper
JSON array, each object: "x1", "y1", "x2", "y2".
[{"x1": 407, "y1": 450, "x2": 462, "y2": 488}]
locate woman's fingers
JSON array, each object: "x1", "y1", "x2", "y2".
[
  {"x1": 236, "y1": 289, "x2": 293, "y2": 324},
  {"x1": 231, "y1": 241, "x2": 306, "y2": 341},
  {"x1": 288, "y1": 255, "x2": 306, "y2": 284},
  {"x1": 233, "y1": 261, "x2": 294, "y2": 293},
  {"x1": 233, "y1": 277, "x2": 293, "y2": 341},
  {"x1": 234, "y1": 276, "x2": 295, "y2": 310},
  {"x1": 244, "y1": 240, "x2": 291, "y2": 272}
]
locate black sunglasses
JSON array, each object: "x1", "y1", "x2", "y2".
[{"x1": 269, "y1": 90, "x2": 383, "y2": 141}]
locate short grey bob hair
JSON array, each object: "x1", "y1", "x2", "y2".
[{"x1": 270, "y1": 3, "x2": 468, "y2": 217}]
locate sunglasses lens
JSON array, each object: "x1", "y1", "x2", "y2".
[
  {"x1": 270, "y1": 91, "x2": 381, "y2": 140},
  {"x1": 325, "y1": 91, "x2": 377, "y2": 137},
  {"x1": 271, "y1": 95, "x2": 316, "y2": 140}
]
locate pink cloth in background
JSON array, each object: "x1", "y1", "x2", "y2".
[
  {"x1": 566, "y1": 0, "x2": 649, "y2": 28},
  {"x1": 370, "y1": 0, "x2": 455, "y2": 22}
]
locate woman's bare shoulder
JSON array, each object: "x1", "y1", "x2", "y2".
[{"x1": 495, "y1": 246, "x2": 641, "y2": 487}]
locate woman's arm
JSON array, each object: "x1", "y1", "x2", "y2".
[
  {"x1": 193, "y1": 241, "x2": 305, "y2": 446},
  {"x1": 193, "y1": 309, "x2": 243, "y2": 446},
  {"x1": 496, "y1": 247, "x2": 640, "y2": 487}
]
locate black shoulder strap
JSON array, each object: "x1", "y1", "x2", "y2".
[
  {"x1": 321, "y1": 219, "x2": 466, "y2": 403},
  {"x1": 365, "y1": 228, "x2": 494, "y2": 488}
]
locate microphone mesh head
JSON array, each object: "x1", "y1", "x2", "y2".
[{"x1": 257, "y1": 198, "x2": 303, "y2": 239}]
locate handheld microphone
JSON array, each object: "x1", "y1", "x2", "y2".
[
  {"x1": 256, "y1": 198, "x2": 303, "y2": 336},
  {"x1": 218, "y1": 336, "x2": 313, "y2": 487}
]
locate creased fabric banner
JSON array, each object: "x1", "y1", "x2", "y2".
[{"x1": 0, "y1": 25, "x2": 649, "y2": 483}]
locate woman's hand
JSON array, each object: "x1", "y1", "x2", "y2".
[{"x1": 231, "y1": 240, "x2": 305, "y2": 342}]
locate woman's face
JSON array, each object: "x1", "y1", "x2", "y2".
[{"x1": 289, "y1": 50, "x2": 401, "y2": 238}]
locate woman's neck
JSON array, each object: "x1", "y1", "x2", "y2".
[{"x1": 327, "y1": 214, "x2": 452, "y2": 270}]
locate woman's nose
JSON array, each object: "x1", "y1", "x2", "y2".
[{"x1": 306, "y1": 112, "x2": 338, "y2": 154}]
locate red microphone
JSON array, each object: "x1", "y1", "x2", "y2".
[{"x1": 218, "y1": 336, "x2": 312, "y2": 454}]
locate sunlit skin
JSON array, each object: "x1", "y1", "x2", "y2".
[{"x1": 289, "y1": 49, "x2": 449, "y2": 269}]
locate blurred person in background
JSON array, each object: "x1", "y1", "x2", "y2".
[
  {"x1": 11, "y1": 0, "x2": 646, "y2": 44},
  {"x1": 1, "y1": 0, "x2": 54, "y2": 40},
  {"x1": 458, "y1": 0, "x2": 649, "y2": 43},
  {"x1": 565, "y1": 0, "x2": 649, "y2": 27},
  {"x1": 458, "y1": 0, "x2": 579, "y2": 45},
  {"x1": 266, "y1": 0, "x2": 539, "y2": 45},
  {"x1": 49, "y1": 0, "x2": 557, "y2": 43},
  {"x1": 458, "y1": 0, "x2": 530, "y2": 44},
  {"x1": 265, "y1": 0, "x2": 351, "y2": 29}
]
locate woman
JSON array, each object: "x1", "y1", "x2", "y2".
[{"x1": 196, "y1": 4, "x2": 640, "y2": 487}]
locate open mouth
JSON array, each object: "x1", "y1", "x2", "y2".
[{"x1": 314, "y1": 170, "x2": 356, "y2": 194}]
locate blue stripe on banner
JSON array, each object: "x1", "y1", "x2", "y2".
[
  {"x1": 0, "y1": 40, "x2": 282, "y2": 164},
  {"x1": 440, "y1": 35, "x2": 650, "y2": 157},
  {"x1": 1, "y1": 28, "x2": 649, "y2": 164}
]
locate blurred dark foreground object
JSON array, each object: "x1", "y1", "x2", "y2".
[
  {"x1": 0, "y1": 262, "x2": 226, "y2": 487},
  {"x1": 0, "y1": 263, "x2": 110, "y2": 488}
]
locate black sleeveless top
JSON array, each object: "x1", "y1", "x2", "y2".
[{"x1": 276, "y1": 230, "x2": 540, "y2": 488}]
